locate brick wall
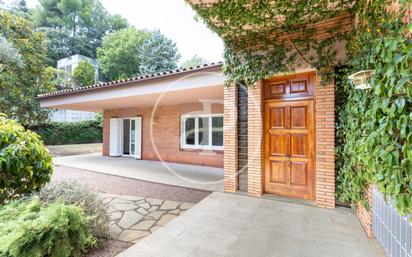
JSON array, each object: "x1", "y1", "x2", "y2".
[
  {"x1": 223, "y1": 84, "x2": 238, "y2": 192},
  {"x1": 103, "y1": 102, "x2": 223, "y2": 168},
  {"x1": 315, "y1": 77, "x2": 336, "y2": 209},
  {"x1": 247, "y1": 80, "x2": 264, "y2": 196},
  {"x1": 356, "y1": 186, "x2": 374, "y2": 238}
]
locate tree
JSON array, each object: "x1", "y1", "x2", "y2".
[
  {"x1": 11, "y1": 0, "x2": 29, "y2": 17},
  {"x1": 97, "y1": 27, "x2": 150, "y2": 80},
  {"x1": 181, "y1": 55, "x2": 208, "y2": 69},
  {"x1": 0, "y1": 35, "x2": 23, "y2": 72},
  {"x1": 31, "y1": 0, "x2": 129, "y2": 66},
  {"x1": 0, "y1": 11, "x2": 56, "y2": 125},
  {"x1": 97, "y1": 28, "x2": 181, "y2": 80},
  {"x1": 73, "y1": 60, "x2": 96, "y2": 86},
  {"x1": 138, "y1": 30, "x2": 181, "y2": 75}
]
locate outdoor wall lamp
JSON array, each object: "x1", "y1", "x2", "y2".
[{"x1": 348, "y1": 70, "x2": 374, "y2": 90}]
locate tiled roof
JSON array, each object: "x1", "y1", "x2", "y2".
[{"x1": 38, "y1": 61, "x2": 223, "y2": 99}]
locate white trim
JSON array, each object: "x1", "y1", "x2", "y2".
[
  {"x1": 181, "y1": 114, "x2": 224, "y2": 151},
  {"x1": 109, "y1": 118, "x2": 122, "y2": 156},
  {"x1": 134, "y1": 117, "x2": 142, "y2": 159},
  {"x1": 40, "y1": 72, "x2": 225, "y2": 111},
  {"x1": 116, "y1": 117, "x2": 142, "y2": 158}
]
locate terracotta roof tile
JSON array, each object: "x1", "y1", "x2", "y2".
[{"x1": 38, "y1": 61, "x2": 223, "y2": 99}]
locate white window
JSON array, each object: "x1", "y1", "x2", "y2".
[{"x1": 181, "y1": 114, "x2": 223, "y2": 150}]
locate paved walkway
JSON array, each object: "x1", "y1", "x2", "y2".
[
  {"x1": 117, "y1": 192, "x2": 384, "y2": 257},
  {"x1": 54, "y1": 154, "x2": 223, "y2": 192},
  {"x1": 103, "y1": 193, "x2": 195, "y2": 243}
]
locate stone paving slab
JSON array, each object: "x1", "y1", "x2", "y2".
[
  {"x1": 116, "y1": 192, "x2": 385, "y2": 257},
  {"x1": 102, "y1": 193, "x2": 195, "y2": 244}
]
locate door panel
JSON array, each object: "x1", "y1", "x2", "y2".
[
  {"x1": 290, "y1": 134, "x2": 307, "y2": 157},
  {"x1": 270, "y1": 107, "x2": 286, "y2": 128},
  {"x1": 270, "y1": 161, "x2": 287, "y2": 184},
  {"x1": 265, "y1": 73, "x2": 314, "y2": 100},
  {"x1": 290, "y1": 162, "x2": 308, "y2": 186},
  {"x1": 290, "y1": 106, "x2": 307, "y2": 128},
  {"x1": 270, "y1": 134, "x2": 289, "y2": 157},
  {"x1": 264, "y1": 99, "x2": 314, "y2": 200}
]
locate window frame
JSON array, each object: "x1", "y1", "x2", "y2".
[{"x1": 181, "y1": 114, "x2": 224, "y2": 151}]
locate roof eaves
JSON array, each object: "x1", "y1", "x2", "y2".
[{"x1": 37, "y1": 61, "x2": 223, "y2": 99}]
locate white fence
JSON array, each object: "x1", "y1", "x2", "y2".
[{"x1": 372, "y1": 187, "x2": 412, "y2": 257}]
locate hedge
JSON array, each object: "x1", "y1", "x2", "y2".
[{"x1": 29, "y1": 120, "x2": 103, "y2": 145}]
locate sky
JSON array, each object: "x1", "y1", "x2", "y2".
[{"x1": 6, "y1": 0, "x2": 224, "y2": 64}]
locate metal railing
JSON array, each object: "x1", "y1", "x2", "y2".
[{"x1": 372, "y1": 187, "x2": 412, "y2": 257}]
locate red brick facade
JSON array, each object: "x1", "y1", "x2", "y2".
[
  {"x1": 247, "y1": 81, "x2": 264, "y2": 197},
  {"x1": 314, "y1": 78, "x2": 336, "y2": 209},
  {"x1": 221, "y1": 75, "x2": 336, "y2": 207},
  {"x1": 223, "y1": 84, "x2": 238, "y2": 192},
  {"x1": 356, "y1": 186, "x2": 374, "y2": 238},
  {"x1": 103, "y1": 102, "x2": 224, "y2": 168}
]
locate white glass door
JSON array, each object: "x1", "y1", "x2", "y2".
[{"x1": 130, "y1": 119, "x2": 136, "y2": 156}]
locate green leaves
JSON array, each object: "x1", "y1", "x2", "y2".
[
  {"x1": 0, "y1": 114, "x2": 53, "y2": 204},
  {"x1": 27, "y1": 116, "x2": 102, "y2": 146},
  {"x1": 72, "y1": 60, "x2": 96, "y2": 87},
  {"x1": 0, "y1": 198, "x2": 95, "y2": 257},
  {"x1": 336, "y1": 3, "x2": 412, "y2": 215}
]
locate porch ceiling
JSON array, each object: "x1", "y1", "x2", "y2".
[{"x1": 40, "y1": 71, "x2": 224, "y2": 112}]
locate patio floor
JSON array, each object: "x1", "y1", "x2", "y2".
[
  {"x1": 116, "y1": 192, "x2": 384, "y2": 257},
  {"x1": 53, "y1": 154, "x2": 223, "y2": 192}
]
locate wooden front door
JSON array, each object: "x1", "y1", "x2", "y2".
[{"x1": 264, "y1": 73, "x2": 315, "y2": 200}]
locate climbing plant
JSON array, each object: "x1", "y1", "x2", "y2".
[
  {"x1": 188, "y1": 0, "x2": 412, "y2": 215},
  {"x1": 336, "y1": 1, "x2": 412, "y2": 215},
  {"x1": 189, "y1": 0, "x2": 356, "y2": 85}
]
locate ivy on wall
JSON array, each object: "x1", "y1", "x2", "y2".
[
  {"x1": 189, "y1": 0, "x2": 356, "y2": 85},
  {"x1": 188, "y1": 0, "x2": 412, "y2": 215},
  {"x1": 336, "y1": 1, "x2": 412, "y2": 215}
]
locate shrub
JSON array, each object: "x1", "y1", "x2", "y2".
[
  {"x1": 0, "y1": 197, "x2": 95, "y2": 257},
  {"x1": 28, "y1": 119, "x2": 102, "y2": 145},
  {"x1": 39, "y1": 182, "x2": 110, "y2": 239},
  {"x1": 73, "y1": 60, "x2": 96, "y2": 87},
  {"x1": 0, "y1": 114, "x2": 53, "y2": 204}
]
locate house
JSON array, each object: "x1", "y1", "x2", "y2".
[
  {"x1": 38, "y1": 2, "x2": 412, "y2": 256},
  {"x1": 50, "y1": 54, "x2": 104, "y2": 122},
  {"x1": 38, "y1": 54, "x2": 335, "y2": 203},
  {"x1": 39, "y1": 63, "x2": 225, "y2": 167}
]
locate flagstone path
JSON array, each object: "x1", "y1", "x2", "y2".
[{"x1": 102, "y1": 193, "x2": 195, "y2": 243}]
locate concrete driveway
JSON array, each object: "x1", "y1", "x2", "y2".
[
  {"x1": 53, "y1": 153, "x2": 223, "y2": 192},
  {"x1": 117, "y1": 192, "x2": 384, "y2": 257}
]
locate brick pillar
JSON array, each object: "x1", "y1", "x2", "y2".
[
  {"x1": 247, "y1": 80, "x2": 264, "y2": 196},
  {"x1": 102, "y1": 110, "x2": 110, "y2": 156},
  {"x1": 315, "y1": 77, "x2": 336, "y2": 209},
  {"x1": 223, "y1": 84, "x2": 238, "y2": 192},
  {"x1": 356, "y1": 186, "x2": 374, "y2": 238}
]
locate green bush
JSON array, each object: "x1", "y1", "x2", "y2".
[
  {"x1": 73, "y1": 60, "x2": 96, "y2": 87},
  {"x1": 0, "y1": 197, "x2": 95, "y2": 257},
  {"x1": 0, "y1": 114, "x2": 53, "y2": 204},
  {"x1": 29, "y1": 119, "x2": 102, "y2": 145},
  {"x1": 39, "y1": 182, "x2": 110, "y2": 239}
]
